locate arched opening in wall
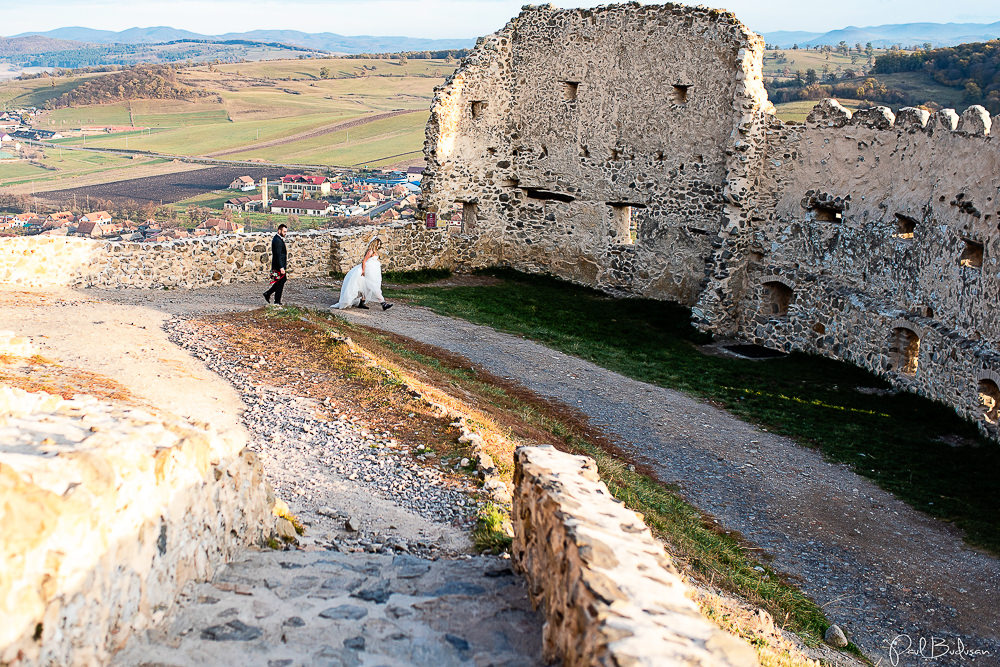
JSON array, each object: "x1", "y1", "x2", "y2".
[
  {"x1": 979, "y1": 379, "x2": 1000, "y2": 424},
  {"x1": 607, "y1": 202, "x2": 646, "y2": 244},
  {"x1": 960, "y1": 239, "x2": 984, "y2": 268},
  {"x1": 563, "y1": 81, "x2": 579, "y2": 101},
  {"x1": 894, "y1": 213, "x2": 917, "y2": 239},
  {"x1": 470, "y1": 101, "x2": 486, "y2": 119},
  {"x1": 670, "y1": 85, "x2": 690, "y2": 105},
  {"x1": 888, "y1": 327, "x2": 920, "y2": 376},
  {"x1": 761, "y1": 281, "x2": 793, "y2": 317}
]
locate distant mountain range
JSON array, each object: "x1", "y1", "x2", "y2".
[
  {"x1": 763, "y1": 21, "x2": 1000, "y2": 48},
  {"x1": 8, "y1": 26, "x2": 476, "y2": 55}
]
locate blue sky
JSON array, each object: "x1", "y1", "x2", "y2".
[{"x1": 5, "y1": 0, "x2": 1000, "y2": 39}]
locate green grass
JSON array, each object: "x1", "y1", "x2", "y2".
[
  {"x1": 472, "y1": 503, "x2": 514, "y2": 555},
  {"x1": 389, "y1": 269, "x2": 1000, "y2": 554}
]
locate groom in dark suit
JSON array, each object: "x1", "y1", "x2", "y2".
[{"x1": 263, "y1": 224, "x2": 288, "y2": 306}]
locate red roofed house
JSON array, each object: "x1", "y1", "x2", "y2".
[
  {"x1": 198, "y1": 217, "x2": 246, "y2": 234},
  {"x1": 80, "y1": 211, "x2": 112, "y2": 224},
  {"x1": 278, "y1": 174, "x2": 330, "y2": 198}
]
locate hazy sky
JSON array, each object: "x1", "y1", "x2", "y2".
[{"x1": 5, "y1": 0, "x2": 1000, "y2": 39}]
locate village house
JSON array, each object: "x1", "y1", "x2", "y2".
[
  {"x1": 197, "y1": 218, "x2": 246, "y2": 234},
  {"x1": 270, "y1": 199, "x2": 333, "y2": 216},
  {"x1": 224, "y1": 195, "x2": 264, "y2": 212},
  {"x1": 228, "y1": 176, "x2": 256, "y2": 191},
  {"x1": 406, "y1": 166, "x2": 424, "y2": 182},
  {"x1": 277, "y1": 175, "x2": 331, "y2": 199},
  {"x1": 79, "y1": 211, "x2": 112, "y2": 224}
]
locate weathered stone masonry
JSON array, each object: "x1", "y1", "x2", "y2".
[
  {"x1": 422, "y1": 2, "x2": 772, "y2": 303},
  {"x1": 422, "y1": 3, "x2": 1000, "y2": 440}
]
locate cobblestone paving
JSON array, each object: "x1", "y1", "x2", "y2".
[{"x1": 115, "y1": 551, "x2": 539, "y2": 667}]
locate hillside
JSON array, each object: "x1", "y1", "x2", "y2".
[
  {"x1": 13, "y1": 27, "x2": 476, "y2": 55},
  {"x1": 0, "y1": 35, "x2": 85, "y2": 57},
  {"x1": 8, "y1": 40, "x2": 328, "y2": 68},
  {"x1": 45, "y1": 65, "x2": 211, "y2": 108},
  {"x1": 873, "y1": 40, "x2": 1000, "y2": 111},
  {"x1": 764, "y1": 20, "x2": 1000, "y2": 48}
]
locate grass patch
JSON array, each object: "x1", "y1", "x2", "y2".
[
  {"x1": 472, "y1": 503, "x2": 514, "y2": 554},
  {"x1": 388, "y1": 269, "x2": 1000, "y2": 555}
]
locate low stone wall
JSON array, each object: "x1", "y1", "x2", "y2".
[
  {"x1": 0, "y1": 384, "x2": 275, "y2": 665},
  {"x1": 0, "y1": 223, "x2": 484, "y2": 290},
  {"x1": 511, "y1": 445, "x2": 759, "y2": 666}
]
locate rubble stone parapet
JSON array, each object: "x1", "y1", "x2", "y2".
[
  {"x1": 511, "y1": 445, "x2": 759, "y2": 666},
  {"x1": 0, "y1": 384, "x2": 275, "y2": 665}
]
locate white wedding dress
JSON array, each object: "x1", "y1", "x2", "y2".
[{"x1": 332, "y1": 255, "x2": 384, "y2": 309}]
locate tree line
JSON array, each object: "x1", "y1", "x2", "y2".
[{"x1": 872, "y1": 40, "x2": 1000, "y2": 112}]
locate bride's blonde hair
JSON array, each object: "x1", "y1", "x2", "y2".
[{"x1": 365, "y1": 237, "x2": 382, "y2": 256}]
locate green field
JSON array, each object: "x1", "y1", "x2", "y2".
[
  {"x1": 0, "y1": 57, "x2": 449, "y2": 181},
  {"x1": 773, "y1": 98, "x2": 865, "y2": 122},
  {"x1": 763, "y1": 48, "x2": 875, "y2": 81},
  {"x1": 0, "y1": 149, "x2": 166, "y2": 188}
]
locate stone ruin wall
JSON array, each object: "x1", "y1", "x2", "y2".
[
  {"x1": 422, "y1": 2, "x2": 771, "y2": 303},
  {"x1": 423, "y1": 2, "x2": 1000, "y2": 439},
  {"x1": 728, "y1": 100, "x2": 1000, "y2": 437},
  {"x1": 0, "y1": 335, "x2": 275, "y2": 664}
]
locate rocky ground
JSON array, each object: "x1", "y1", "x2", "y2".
[{"x1": 115, "y1": 550, "x2": 538, "y2": 666}]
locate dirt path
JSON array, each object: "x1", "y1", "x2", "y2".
[
  {"x1": 204, "y1": 110, "x2": 424, "y2": 158},
  {"x1": 334, "y1": 303, "x2": 1000, "y2": 667}
]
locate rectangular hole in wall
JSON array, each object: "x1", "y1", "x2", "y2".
[
  {"x1": 608, "y1": 202, "x2": 647, "y2": 244},
  {"x1": 960, "y1": 238, "x2": 984, "y2": 268},
  {"x1": 521, "y1": 188, "x2": 575, "y2": 203},
  {"x1": 670, "y1": 84, "x2": 690, "y2": 104},
  {"x1": 459, "y1": 202, "x2": 477, "y2": 232},
  {"x1": 470, "y1": 101, "x2": 485, "y2": 119},
  {"x1": 894, "y1": 213, "x2": 917, "y2": 239},
  {"x1": 811, "y1": 205, "x2": 841, "y2": 222},
  {"x1": 563, "y1": 81, "x2": 579, "y2": 101}
]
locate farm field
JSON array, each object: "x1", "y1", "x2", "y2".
[
  {"x1": 772, "y1": 98, "x2": 865, "y2": 122},
  {"x1": 0, "y1": 57, "x2": 453, "y2": 189},
  {"x1": 0, "y1": 147, "x2": 175, "y2": 189},
  {"x1": 31, "y1": 165, "x2": 285, "y2": 207}
]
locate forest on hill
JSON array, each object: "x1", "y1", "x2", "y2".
[
  {"x1": 765, "y1": 40, "x2": 1000, "y2": 114},
  {"x1": 43, "y1": 65, "x2": 211, "y2": 109},
  {"x1": 873, "y1": 40, "x2": 1000, "y2": 112}
]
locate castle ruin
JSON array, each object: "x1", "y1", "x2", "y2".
[{"x1": 421, "y1": 2, "x2": 1000, "y2": 439}]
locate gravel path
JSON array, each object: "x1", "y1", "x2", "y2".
[{"x1": 337, "y1": 303, "x2": 1000, "y2": 667}]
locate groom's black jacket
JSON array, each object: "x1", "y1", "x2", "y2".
[{"x1": 271, "y1": 234, "x2": 287, "y2": 272}]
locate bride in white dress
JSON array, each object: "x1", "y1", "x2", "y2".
[{"x1": 331, "y1": 237, "x2": 393, "y2": 310}]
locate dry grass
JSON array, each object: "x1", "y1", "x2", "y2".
[{"x1": 0, "y1": 355, "x2": 134, "y2": 403}]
